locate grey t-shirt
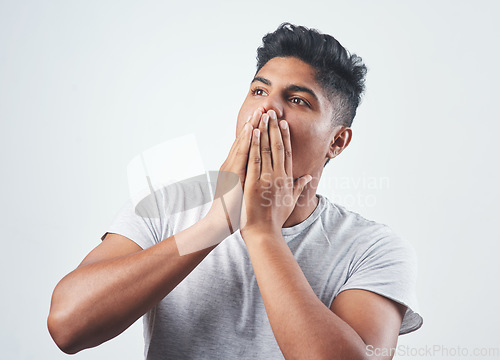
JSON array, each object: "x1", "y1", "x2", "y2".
[{"x1": 102, "y1": 180, "x2": 423, "y2": 359}]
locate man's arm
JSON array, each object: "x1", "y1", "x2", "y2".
[
  {"x1": 241, "y1": 228, "x2": 406, "y2": 360},
  {"x1": 48, "y1": 215, "x2": 228, "y2": 354},
  {"x1": 47, "y1": 109, "x2": 265, "y2": 354}
]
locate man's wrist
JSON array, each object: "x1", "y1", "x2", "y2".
[
  {"x1": 240, "y1": 224, "x2": 282, "y2": 243},
  {"x1": 204, "y1": 208, "x2": 238, "y2": 236}
]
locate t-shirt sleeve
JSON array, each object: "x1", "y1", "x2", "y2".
[
  {"x1": 337, "y1": 227, "x2": 423, "y2": 335},
  {"x1": 100, "y1": 194, "x2": 166, "y2": 250}
]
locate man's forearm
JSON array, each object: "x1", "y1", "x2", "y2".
[
  {"x1": 242, "y1": 228, "x2": 368, "y2": 360},
  {"x1": 48, "y1": 214, "x2": 231, "y2": 354}
]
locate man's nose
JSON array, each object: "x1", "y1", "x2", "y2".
[{"x1": 260, "y1": 95, "x2": 284, "y2": 119}]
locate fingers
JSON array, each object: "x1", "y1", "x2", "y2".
[
  {"x1": 293, "y1": 174, "x2": 313, "y2": 201},
  {"x1": 279, "y1": 119, "x2": 292, "y2": 176},
  {"x1": 247, "y1": 107, "x2": 265, "y2": 129},
  {"x1": 268, "y1": 111, "x2": 285, "y2": 173},
  {"x1": 259, "y1": 113, "x2": 272, "y2": 174},
  {"x1": 247, "y1": 128, "x2": 261, "y2": 182},
  {"x1": 232, "y1": 122, "x2": 253, "y2": 168},
  {"x1": 242, "y1": 108, "x2": 291, "y2": 179},
  {"x1": 229, "y1": 122, "x2": 251, "y2": 160},
  {"x1": 229, "y1": 108, "x2": 263, "y2": 156}
]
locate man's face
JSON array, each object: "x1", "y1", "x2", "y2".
[{"x1": 236, "y1": 56, "x2": 337, "y2": 179}]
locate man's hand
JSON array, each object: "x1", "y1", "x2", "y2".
[
  {"x1": 240, "y1": 110, "x2": 312, "y2": 236},
  {"x1": 207, "y1": 107, "x2": 264, "y2": 233}
]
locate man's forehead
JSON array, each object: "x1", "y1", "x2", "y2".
[{"x1": 255, "y1": 57, "x2": 317, "y2": 83}]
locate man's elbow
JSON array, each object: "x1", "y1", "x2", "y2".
[{"x1": 47, "y1": 304, "x2": 88, "y2": 355}]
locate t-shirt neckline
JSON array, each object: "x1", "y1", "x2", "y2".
[{"x1": 281, "y1": 194, "x2": 326, "y2": 238}]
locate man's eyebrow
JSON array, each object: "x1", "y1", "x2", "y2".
[
  {"x1": 251, "y1": 76, "x2": 271, "y2": 86},
  {"x1": 251, "y1": 76, "x2": 319, "y2": 102},
  {"x1": 286, "y1": 84, "x2": 319, "y2": 102}
]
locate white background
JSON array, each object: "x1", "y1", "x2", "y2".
[{"x1": 1, "y1": 1, "x2": 499, "y2": 359}]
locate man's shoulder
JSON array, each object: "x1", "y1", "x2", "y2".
[
  {"x1": 317, "y1": 194, "x2": 410, "y2": 252},
  {"x1": 319, "y1": 194, "x2": 391, "y2": 234}
]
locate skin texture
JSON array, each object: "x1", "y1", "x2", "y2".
[{"x1": 48, "y1": 56, "x2": 406, "y2": 359}]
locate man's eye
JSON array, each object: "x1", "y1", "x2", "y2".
[
  {"x1": 251, "y1": 88, "x2": 266, "y2": 96},
  {"x1": 290, "y1": 97, "x2": 309, "y2": 106}
]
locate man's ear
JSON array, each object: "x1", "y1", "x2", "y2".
[{"x1": 327, "y1": 127, "x2": 352, "y2": 160}]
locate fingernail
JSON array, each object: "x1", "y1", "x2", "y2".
[
  {"x1": 269, "y1": 110, "x2": 276, "y2": 120},
  {"x1": 280, "y1": 120, "x2": 288, "y2": 129},
  {"x1": 253, "y1": 129, "x2": 260, "y2": 138},
  {"x1": 262, "y1": 114, "x2": 269, "y2": 126}
]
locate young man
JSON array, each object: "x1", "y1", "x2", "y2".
[{"x1": 48, "y1": 23, "x2": 423, "y2": 359}]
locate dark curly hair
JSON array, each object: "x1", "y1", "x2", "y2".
[{"x1": 256, "y1": 22, "x2": 367, "y2": 129}]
